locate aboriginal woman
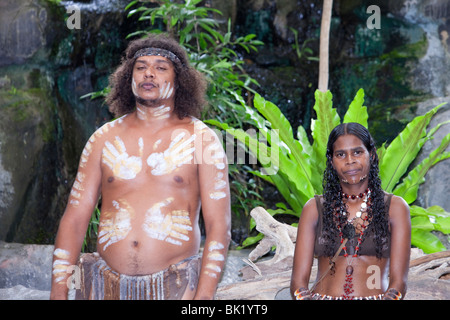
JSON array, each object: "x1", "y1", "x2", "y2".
[{"x1": 290, "y1": 122, "x2": 411, "y2": 300}]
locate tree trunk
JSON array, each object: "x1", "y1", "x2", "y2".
[{"x1": 318, "y1": 0, "x2": 333, "y2": 92}]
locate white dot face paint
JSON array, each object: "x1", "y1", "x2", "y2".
[
  {"x1": 147, "y1": 132, "x2": 196, "y2": 176},
  {"x1": 102, "y1": 136, "x2": 143, "y2": 180},
  {"x1": 52, "y1": 248, "x2": 71, "y2": 284},
  {"x1": 142, "y1": 197, "x2": 192, "y2": 246},
  {"x1": 98, "y1": 199, "x2": 134, "y2": 251}
]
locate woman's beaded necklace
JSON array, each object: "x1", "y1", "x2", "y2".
[{"x1": 335, "y1": 188, "x2": 372, "y2": 300}]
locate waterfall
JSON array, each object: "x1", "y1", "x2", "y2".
[{"x1": 60, "y1": 0, "x2": 129, "y2": 13}]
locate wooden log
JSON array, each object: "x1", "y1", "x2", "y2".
[
  {"x1": 409, "y1": 250, "x2": 450, "y2": 268},
  {"x1": 248, "y1": 207, "x2": 297, "y2": 265},
  {"x1": 216, "y1": 270, "x2": 292, "y2": 300}
]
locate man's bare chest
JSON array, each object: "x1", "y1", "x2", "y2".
[{"x1": 100, "y1": 128, "x2": 198, "y2": 182}]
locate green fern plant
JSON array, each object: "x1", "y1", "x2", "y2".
[{"x1": 208, "y1": 88, "x2": 450, "y2": 253}]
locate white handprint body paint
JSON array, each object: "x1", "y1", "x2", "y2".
[
  {"x1": 147, "y1": 132, "x2": 196, "y2": 176},
  {"x1": 142, "y1": 197, "x2": 192, "y2": 246},
  {"x1": 71, "y1": 117, "x2": 128, "y2": 207},
  {"x1": 102, "y1": 136, "x2": 144, "y2": 180},
  {"x1": 52, "y1": 248, "x2": 71, "y2": 284},
  {"x1": 98, "y1": 199, "x2": 134, "y2": 251}
]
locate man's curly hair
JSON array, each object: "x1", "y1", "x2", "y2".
[
  {"x1": 106, "y1": 33, "x2": 207, "y2": 119},
  {"x1": 322, "y1": 122, "x2": 390, "y2": 259}
]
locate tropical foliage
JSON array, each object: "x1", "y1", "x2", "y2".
[{"x1": 209, "y1": 89, "x2": 450, "y2": 253}]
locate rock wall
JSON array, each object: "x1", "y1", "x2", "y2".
[{"x1": 0, "y1": 0, "x2": 130, "y2": 243}]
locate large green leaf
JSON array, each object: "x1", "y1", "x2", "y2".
[
  {"x1": 343, "y1": 88, "x2": 369, "y2": 128},
  {"x1": 379, "y1": 103, "x2": 446, "y2": 192},
  {"x1": 410, "y1": 205, "x2": 450, "y2": 234},
  {"x1": 311, "y1": 90, "x2": 341, "y2": 179},
  {"x1": 253, "y1": 94, "x2": 316, "y2": 200},
  {"x1": 393, "y1": 132, "x2": 450, "y2": 203},
  {"x1": 207, "y1": 119, "x2": 306, "y2": 211},
  {"x1": 411, "y1": 229, "x2": 446, "y2": 253}
]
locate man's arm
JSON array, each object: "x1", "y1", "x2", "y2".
[
  {"x1": 50, "y1": 131, "x2": 103, "y2": 300},
  {"x1": 194, "y1": 125, "x2": 231, "y2": 299}
]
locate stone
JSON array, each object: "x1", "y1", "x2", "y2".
[
  {"x1": 0, "y1": 285, "x2": 50, "y2": 300},
  {"x1": 415, "y1": 96, "x2": 450, "y2": 213},
  {"x1": 0, "y1": 0, "x2": 48, "y2": 66},
  {"x1": 0, "y1": 241, "x2": 53, "y2": 291},
  {"x1": 0, "y1": 86, "x2": 63, "y2": 243}
]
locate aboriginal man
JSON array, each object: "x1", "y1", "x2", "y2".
[{"x1": 50, "y1": 34, "x2": 231, "y2": 300}]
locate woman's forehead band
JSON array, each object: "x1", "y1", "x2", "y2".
[{"x1": 133, "y1": 47, "x2": 181, "y2": 64}]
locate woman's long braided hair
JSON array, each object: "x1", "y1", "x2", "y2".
[{"x1": 322, "y1": 123, "x2": 389, "y2": 259}]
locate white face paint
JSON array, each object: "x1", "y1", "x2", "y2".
[
  {"x1": 142, "y1": 197, "x2": 192, "y2": 246},
  {"x1": 102, "y1": 136, "x2": 143, "y2": 180},
  {"x1": 98, "y1": 199, "x2": 134, "y2": 251},
  {"x1": 159, "y1": 81, "x2": 174, "y2": 100},
  {"x1": 52, "y1": 248, "x2": 71, "y2": 284},
  {"x1": 132, "y1": 78, "x2": 139, "y2": 97},
  {"x1": 147, "y1": 132, "x2": 196, "y2": 176}
]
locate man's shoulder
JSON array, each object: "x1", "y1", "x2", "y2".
[
  {"x1": 96, "y1": 115, "x2": 128, "y2": 134},
  {"x1": 169, "y1": 117, "x2": 217, "y2": 136}
]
